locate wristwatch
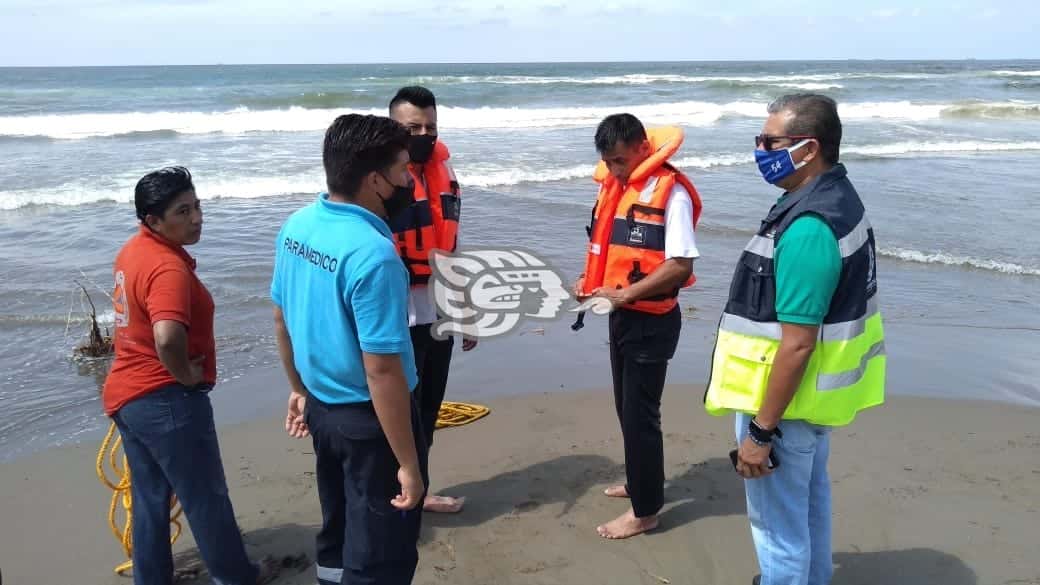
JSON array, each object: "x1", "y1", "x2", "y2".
[{"x1": 748, "y1": 418, "x2": 783, "y2": 446}]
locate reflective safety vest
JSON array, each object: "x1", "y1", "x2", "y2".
[
  {"x1": 388, "y1": 140, "x2": 461, "y2": 286},
  {"x1": 580, "y1": 126, "x2": 703, "y2": 315},
  {"x1": 704, "y1": 163, "x2": 886, "y2": 426}
]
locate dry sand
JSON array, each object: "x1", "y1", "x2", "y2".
[{"x1": 2, "y1": 382, "x2": 1038, "y2": 585}]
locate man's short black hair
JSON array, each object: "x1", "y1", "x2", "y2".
[
  {"x1": 389, "y1": 86, "x2": 437, "y2": 112},
  {"x1": 323, "y1": 114, "x2": 410, "y2": 197},
  {"x1": 134, "y1": 166, "x2": 194, "y2": 222},
  {"x1": 768, "y1": 94, "x2": 843, "y2": 165},
  {"x1": 594, "y1": 113, "x2": 647, "y2": 153}
]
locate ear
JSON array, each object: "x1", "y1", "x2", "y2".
[
  {"x1": 144, "y1": 214, "x2": 162, "y2": 230},
  {"x1": 801, "y1": 139, "x2": 821, "y2": 164},
  {"x1": 366, "y1": 170, "x2": 385, "y2": 193}
]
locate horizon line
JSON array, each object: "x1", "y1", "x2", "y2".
[{"x1": 2, "y1": 57, "x2": 1039, "y2": 69}]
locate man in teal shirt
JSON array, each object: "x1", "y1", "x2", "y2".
[
  {"x1": 774, "y1": 212, "x2": 842, "y2": 326},
  {"x1": 717, "y1": 93, "x2": 883, "y2": 585}
]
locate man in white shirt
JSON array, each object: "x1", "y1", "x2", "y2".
[
  {"x1": 665, "y1": 185, "x2": 702, "y2": 262},
  {"x1": 389, "y1": 86, "x2": 476, "y2": 514},
  {"x1": 576, "y1": 114, "x2": 702, "y2": 539}
]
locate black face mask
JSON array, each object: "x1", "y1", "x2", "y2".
[
  {"x1": 377, "y1": 173, "x2": 416, "y2": 221},
  {"x1": 408, "y1": 135, "x2": 437, "y2": 164}
]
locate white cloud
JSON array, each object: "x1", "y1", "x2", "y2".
[{"x1": 872, "y1": 7, "x2": 901, "y2": 19}]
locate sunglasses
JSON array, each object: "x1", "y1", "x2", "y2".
[{"x1": 755, "y1": 134, "x2": 816, "y2": 151}]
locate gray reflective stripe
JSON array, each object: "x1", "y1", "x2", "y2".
[
  {"x1": 317, "y1": 566, "x2": 344, "y2": 584},
  {"x1": 639, "y1": 176, "x2": 659, "y2": 203},
  {"x1": 816, "y1": 340, "x2": 886, "y2": 391},
  {"x1": 719, "y1": 312, "x2": 782, "y2": 340},
  {"x1": 745, "y1": 216, "x2": 871, "y2": 260},
  {"x1": 722, "y1": 297, "x2": 879, "y2": 344},
  {"x1": 837, "y1": 217, "x2": 872, "y2": 258},
  {"x1": 820, "y1": 295, "x2": 880, "y2": 342},
  {"x1": 744, "y1": 235, "x2": 774, "y2": 259}
]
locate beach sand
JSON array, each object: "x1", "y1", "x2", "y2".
[{"x1": 1, "y1": 376, "x2": 1038, "y2": 585}]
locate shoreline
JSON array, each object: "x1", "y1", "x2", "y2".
[
  {"x1": 6, "y1": 343, "x2": 1040, "y2": 465},
  {"x1": 7, "y1": 332, "x2": 1040, "y2": 465},
  {"x1": 1, "y1": 383, "x2": 1038, "y2": 584}
]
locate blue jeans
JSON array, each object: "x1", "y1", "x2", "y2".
[
  {"x1": 112, "y1": 384, "x2": 258, "y2": 585},
  {"x1": 735, "y1": 413, "x2": 833, "y2": 585}
]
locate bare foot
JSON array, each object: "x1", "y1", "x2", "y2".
[
  {"x1": 603, "y1": 485, "x2": 629, "y2": 498},
  {"x1": 423, "y1": 494, "x2": 466, "y2": 513},
  {"x1": 596, "y1": 509, "x2": 659, "y2": 540}
]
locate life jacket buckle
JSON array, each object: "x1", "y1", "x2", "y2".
[{"x1": 628, "y1": 261, "x2": 647, "y2": 284}]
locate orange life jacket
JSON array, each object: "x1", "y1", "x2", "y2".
[
  {"x1": 580, "y1": 126, "x2": 703, "y2": 315},
  {"x1": 390, "y1": 140, "x2": 461, "y2": 286}
]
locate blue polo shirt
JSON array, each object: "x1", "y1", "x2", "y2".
[{"x1": 271, "y1": 193, "x2": 417, "y2": 404}]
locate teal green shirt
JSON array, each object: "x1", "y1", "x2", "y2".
[{"x1": 774, "y1": 213, "x2": 842, "y2": 325}]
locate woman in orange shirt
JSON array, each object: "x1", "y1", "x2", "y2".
[{"x1": 102, "y1": 167, "x2": 276, "y2": 585}]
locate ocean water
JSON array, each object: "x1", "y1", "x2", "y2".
[{"x1": 1, "y1": 61, "x2": 1038, "y2": 461}]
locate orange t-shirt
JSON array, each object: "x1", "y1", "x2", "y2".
[{"x1": 102, "y1": 226, "x2": 216, "y2": 415}]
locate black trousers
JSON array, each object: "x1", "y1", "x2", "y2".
[
  {"x1": 409, "y1": 324, "x2": 455, "y2": 449},
  {"x1": 608, "y1": 306, "x2": 682, "y2": 518},
  {"x1": 306, "y1": 396, "x2": 429, "y2": 585}
]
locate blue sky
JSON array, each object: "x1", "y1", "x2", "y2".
[{"x1": 1, "y1": 0, "x2": 1035, "y2": 66}]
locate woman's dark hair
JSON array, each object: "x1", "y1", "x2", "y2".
[
  {"x1": 134, "y1": 166, "x2": 195, "y2": 222},
  {"x1": 323, "y1": 114, "x2": 410, "y2": 197}
]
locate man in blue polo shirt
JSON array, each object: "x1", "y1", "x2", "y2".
[{"x1": 271, "y1": 114, "x2": 427, "y2": 585}]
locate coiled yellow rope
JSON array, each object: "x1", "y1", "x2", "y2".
[
  {"x1": 435, "y1": 401, "x2": 490, "y2": 429},
  {"x1": 96, "y1": 421, "x2": 184, "y2": 576},
  {"x1": 96, "y1": 401, "x2": 486, "y2": 575}
]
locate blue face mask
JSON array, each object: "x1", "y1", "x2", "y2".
[{"x1": 755, "y1": 139, "x2": 811, "y2": 185}]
